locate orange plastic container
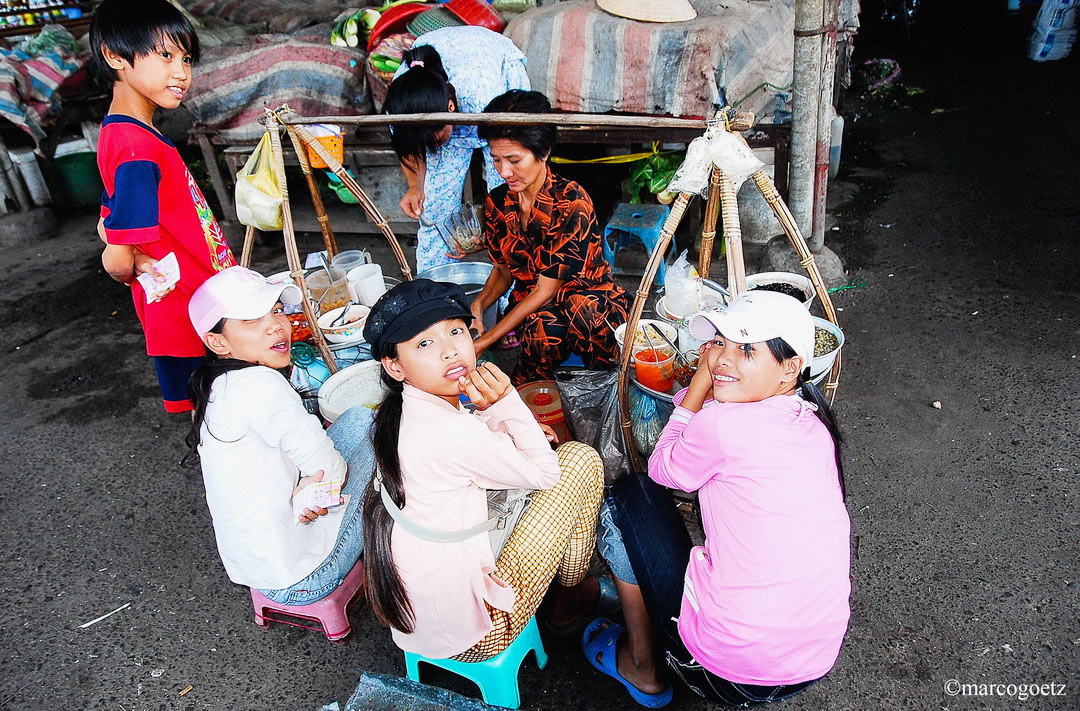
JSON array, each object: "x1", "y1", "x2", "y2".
[
  {"x1": 633, "y1": 347, "x2": 676, "y2": 392},
  {"x1": 305, "y1": 124, "x2": 344, "y2": 169},
  {"x1": 517, "y1": 380, "x2": 572, "y2": 445}
]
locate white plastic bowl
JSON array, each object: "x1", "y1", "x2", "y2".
[
  {"x1": 317, "y1": 303, "x2": 370, "y2": 343},
  {"x1": 317, "y1": 360, "x2": 387, "y2": 423},
  {"x1": 615, "y1": 319, "x2": 679, "y2": 352},
  {"x1": 745, "y1": 271, "x2": 815, "y2": 309},
  {"x1": 810, "y1": 317, "x2": 844, "y2": 378}
]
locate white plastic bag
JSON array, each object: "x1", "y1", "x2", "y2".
[
  {"x1": 663, "y1": 249, "x2": 700, "y2": 318},
  {"x1": 235, "y1": 133, "x2": 283, "y2": 230},
  {"x1": 707, "y1": 130, "x2": 765, "y2": 190},
  {"x1": 666, "y1": 135, "x2": 712, "y2": 196}
]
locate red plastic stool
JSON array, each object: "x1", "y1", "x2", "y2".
[{"x1": 249, "y1": 560, "x2": 365, "y2": 641}]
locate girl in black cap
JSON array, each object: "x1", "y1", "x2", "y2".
[{"x1": 360, "y1": 279, "x2": 607, "y2": 663}]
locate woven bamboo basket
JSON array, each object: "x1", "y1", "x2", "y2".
[{"x1": 616, "y1": 109, "x2": 843, "y2": 471}]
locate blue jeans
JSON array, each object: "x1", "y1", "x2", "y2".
[
  {"x1": 609, "y1": 473, "x2": 820, "y2": 707},
  {"x1": 258, "y1": 406, "x2": 375, "y2": 605},
  {"x1": 596, "y1": 492, "x2": 637, "y2": 584}
]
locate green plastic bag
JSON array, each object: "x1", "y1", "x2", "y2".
[
  {"x1": 627, "y1": 150, "x2": 683, "y2": 203},
  {"x1": 234, "y1": 133, "x2": 283, "y2": 231}
]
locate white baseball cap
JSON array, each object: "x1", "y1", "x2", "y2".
[
  {"x1": 188, "y1": 266, "x2": 303, "y2": 339},
  {"x1": 688, "y1": 290, "x2": 814, "y2": 368}
]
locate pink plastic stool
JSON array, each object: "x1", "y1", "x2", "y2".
[{"x1": 249, "y1": 560, "x2": 365, "y2": 641}]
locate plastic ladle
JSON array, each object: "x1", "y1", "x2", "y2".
[
  {"x1": 329, "y1": 299, "x2": 356, "y2": 327},
  {"x1": 318, "y1": 252, "x2": 334, "y2": 282}
]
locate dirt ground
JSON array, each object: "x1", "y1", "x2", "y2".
[{"x1": 1, "y1": 6, "x2": 1077, "y2": 710}]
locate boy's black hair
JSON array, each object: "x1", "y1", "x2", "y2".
[{"x1": 90, "y1": 0, "x2": 201, "y2": 82}]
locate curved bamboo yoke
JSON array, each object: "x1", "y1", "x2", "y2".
[
  {"x1": 233, "y1": 105, "x2": 841, "y2": 467},
  {"x1": 616, "y1": 107, "x2": 843, "y2": 472},
  {"x1": 237, "y1": 106, "x2": 416, "y2": 374}
]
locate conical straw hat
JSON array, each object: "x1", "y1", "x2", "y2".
[{"x1": 596, "y1": 0, "x2": 697, "y2": 23}]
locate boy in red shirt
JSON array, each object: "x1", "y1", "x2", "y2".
[{"x1": 91, "y1": 0, "x2": 236, "y2": 413}]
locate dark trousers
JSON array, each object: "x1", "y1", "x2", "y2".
[{"x1": 609, "y1": 473, "x2": 821, "y2": 707}]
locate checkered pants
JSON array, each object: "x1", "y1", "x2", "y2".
[{"x1": 453, "y1": 441, "x2": 604, "y2": 662}]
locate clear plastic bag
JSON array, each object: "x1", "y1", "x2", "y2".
[
  {"x1": 235, "y1": 133, "x2": 283, "y2": 230},
  {"x1": 663, "y1": 249, "x2": 701, "y2": 318},
  {"x1": 629, "y1": 387, "x2": 674, "y2": 457}
]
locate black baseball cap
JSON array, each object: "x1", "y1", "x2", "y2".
[{"x1": 363, "y1": 278, "x2": 473, "y2": 355}]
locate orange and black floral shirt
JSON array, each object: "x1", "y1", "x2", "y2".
[{"x1": 483, "y1": 169, "x2": 628, "y2": 308}]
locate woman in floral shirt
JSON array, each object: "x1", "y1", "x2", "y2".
[{"x1": 469, "y1": 90, "x2": 629, "y2": 385}]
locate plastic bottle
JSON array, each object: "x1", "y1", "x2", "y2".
[{"x1": 517, "y1": 380, "x2": 572, "y2": 445}]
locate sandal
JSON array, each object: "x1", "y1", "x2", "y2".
[
  {"x1": 582, "y1": 618, "x2": 673, "y2": 709},
  {"x1": 496, "y1": 331, "x2": 522, "y2": 350},
  {"x1": 543, "y1": 574, "x2": 621, "y2": 640}
]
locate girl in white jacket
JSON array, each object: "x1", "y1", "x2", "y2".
[{"x1": 185, "y1": 266, "x2": 373, "y2": 604}]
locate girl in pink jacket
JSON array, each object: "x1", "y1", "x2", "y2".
[{"x1": 588, "y1": 291, "x2": 850, "y2": 708}]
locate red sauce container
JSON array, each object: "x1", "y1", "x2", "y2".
[{"x1": 633, "y1": 347, "x2": 676, "y2": 392}]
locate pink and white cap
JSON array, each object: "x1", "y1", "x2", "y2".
[
  {"x1": 688, "y1": 290, "x2": 814, "y2": 368},
  {"x1": 188, "y1": 266, "x2": 302, "y2": 339}
]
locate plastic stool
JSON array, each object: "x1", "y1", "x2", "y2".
[
  {"x1": 403, "y1": 615, "x2": 548, "y2": 709},
  {"x1": 250, "y1": 559, "x2": 365, "y2": 641},
  {"x1": 602, "y1": 202, "x2": 673, "y2": 286},
  {"x1": 559, "y1": 352, "x2": 584, "y2": 368}
]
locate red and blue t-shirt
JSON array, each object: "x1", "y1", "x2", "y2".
[{"x1": 98, "y1": 115, "x2": 236, "y2": 357}]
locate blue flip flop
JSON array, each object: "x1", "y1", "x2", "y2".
[{"x1": 582, "y1": 617, "x2": 674, "y2": 709}]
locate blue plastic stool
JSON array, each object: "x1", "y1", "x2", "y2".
[
  {"x1": 602, "y1": 202, "x2": 673, "y2": 286},
  {"x1": 559, "y1": 352, "x2": 585, "y2": 368},
  {"x1": 403, "y1": 615, "x2": 548, "y2": 709}
]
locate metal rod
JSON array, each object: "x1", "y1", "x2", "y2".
[
  {"x1": 790, "y1": 0, "x2": 825, "y2": 237},
  {"x1": 810, "y1": 0, "x2": 839, "y2": 252}
]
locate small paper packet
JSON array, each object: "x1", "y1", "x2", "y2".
[
  {"x1": 137, "y1": 252, "x2": 180, "y2": 302},
  {"x1": 293, "y1": 479, "x2": 344, "y2": 522}
]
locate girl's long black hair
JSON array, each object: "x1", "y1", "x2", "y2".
[
  {"x1": 181, "y1": 320, "x2": 264, "y2": 468},
  {"x1": 361, "y1": 343, "x2": 415, "y2": 632},
  {"x1": 766, "y1": 337, "x2": 846, "y2": 499},
  {"x1": 383, "y1": 44, "x2": 456, "y2": 169}
]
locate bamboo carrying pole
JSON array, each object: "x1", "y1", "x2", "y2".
[
  {"x1": 750, "y1": 168, "x2": 842, "y2": 399},
  {"x1": 239, "y1": 225, "x2": 256, "y2": 267},
  {"x1": 264, "y1": 122, "x2": 339, "y2": 373},
  {"x1": 246, "y1": 106, "x2": 841, "y2": 456},
  {"x1": 717, "y1": 169, "x2": 748, "y2": 297},
  {"x1": 696, "y1": 168, "x2": 722, "y2": 280},
  {"x1": 618, "y1": 193, "x2": 693, "y2": 472},
  {"x1": 284, "y1": 120, "x2": 413, "y2": 282},
  {"x1": 617, "y1": 109, "x2": 845, "y2": 464},
  {"x1": 285, "y1": 127, "x2": 339, "y2": 259}
]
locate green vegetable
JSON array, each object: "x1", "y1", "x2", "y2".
[{"x1": 627, "y1": 150, "x2": 684, "y2": 203}]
